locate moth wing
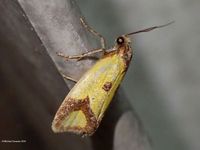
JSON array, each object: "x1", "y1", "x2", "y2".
[{"x1": 52, "y1": 53, "x2": 126, "y2": 135}]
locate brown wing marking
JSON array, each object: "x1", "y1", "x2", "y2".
[
  {"x1": 53, "y1": 96, "x2": 98, "y2": 135},
  {"x1": 102, "y1": 82, "x2": 112, "y2": 92}
]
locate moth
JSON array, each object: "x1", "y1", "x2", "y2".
[{"x1": 52, "y1": 18, "x2": 173, "y2": 136}]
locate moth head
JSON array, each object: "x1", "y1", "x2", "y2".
[{"x1": 116, "y1": 36, "x2": 131, "y2": 46}]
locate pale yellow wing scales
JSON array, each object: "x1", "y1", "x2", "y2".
[
  {"x1": 62, "y1": 111, "x2": 86, "y2": 128},
  {"x1": 63, "y1": 53, "x2": 126, "y2": 128},
  {"x1": 97, "y1": 70, "x2": 125, "y2": 120},
  {"x1": 52, "y1": 35, "x2": 133, "y2": 135}
]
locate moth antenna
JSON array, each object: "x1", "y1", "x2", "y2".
[{"x1": 126, "y1": 21, "x2": 174, "y2": 36}]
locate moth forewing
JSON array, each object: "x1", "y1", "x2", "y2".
[{"x1": 52, "y1": 36, "x2": 132, "y2": 136}]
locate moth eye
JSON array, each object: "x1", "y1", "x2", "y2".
[{"x1": 117, "y1": 37, "x2": 124, "y2": 45}]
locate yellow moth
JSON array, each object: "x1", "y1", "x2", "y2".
[{"x1": 52, "y1": 18, "x2": 173, "y2": 136}]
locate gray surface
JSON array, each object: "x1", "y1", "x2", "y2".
[
  {"x1": 114, "y1": 111, "x2": 151, "y2": 150},
  {"x1": 18, "y1": 0, "x2": 95, "y2": 87}
]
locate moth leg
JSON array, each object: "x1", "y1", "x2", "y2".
[
  {"x1": 80, "y1": 18, "x2": 106, "y2": 52},
  {"x1": 57, "y1": 48, "x2": 104, "y2": 61},
  {"x1": 59, "y1": 71, "x2": 78, "y2": 83},
  {"x1": 57, "y1": 18, "x2": 106, "y2": 60}
]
